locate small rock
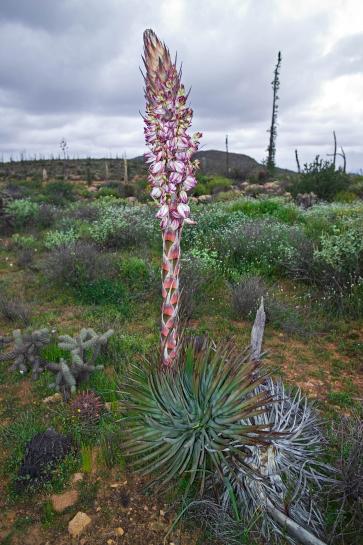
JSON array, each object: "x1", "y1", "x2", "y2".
[
  {"x1": 104, "y1": 402, "x2": 112, "y2": 411},
  {"x1": 68, "y1": 512, "x2": 92, "y2": 538},
  {"x1": 159, "y1": 509, "x2": 165, "y2": 517},
  {"x1": 107, "y1": 540, "x2": 115, "y2": 545},
  {"x1": 115, "y1": 527, "x2": 125, "y2": 536},
  {"x1": 72, "y1": 472, "x2": 84, "y2": 484},
  {"x1": 96, "y1": 506, "x2": 102, "y2": 512},
  {"x1": 80, "y1": 540, "x2": 87, "y2": 545},
  {"x1": 51, "y1": 489, "x2": 79, "y2": 513},
  {"x1": 42, "y1": 392, "x2": 62, "y2": 403}
]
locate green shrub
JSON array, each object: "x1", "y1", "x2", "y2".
[
  {"x1": 119, "y1": 256, "x2": 155, "y2": 292},
  {"x1": 11, "y1": 234, "x2": 37, "y2": 249},
  {"x1": 78, "y1": 278, "x2": 129, "y2": 311},
  {"x1": 334, "y1": 191, "x2": 357, "y2": 203},
  {"x1": 6, "y1": 199, "x2": 39, "y2": 228},
  {"x1": 44, "y1": 228, "x2": 80, "y2": 249},
  {"x1": 40, "y1": 181, "x2": 75, "y2": 205},
  {"x1": 228, "y1": 197, "x2": 301, "y2": 224},
  {"x1": 291, "y1": 157, "x2": 350, "y2": 201}
]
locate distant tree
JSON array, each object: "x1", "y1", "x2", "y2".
[
  {"x1": 295, "y1": 149, "x2": 301, "y2": 173},
  {"x1": 225, "y1": 134, "x2": 229, "y2": 176},
  {"x1": 266, "y1": 51, "x2": 282, "y2": 175},
  {"x1": 60, "y1": 138, "x2": 68, "y2": 180},
  {"x1": 86, "y1": 157, "x2": 92, "y2": 186},
  {"x1": 327, "y1": 131, "x2": 347, "y2": 173}
]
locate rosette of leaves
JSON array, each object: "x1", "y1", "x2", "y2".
[
  {"x1": 71, "y1": 391, "x2": 103, "y2": 424},
  {"x1": 122, "y1": 340, "x2": 273, "y2": 495},
  {"x1": 0, "y1": 328, "x2": 50, "y2": 379},
  {"x1": 220, "y1": 379, "x2": 330, "y2": 544}
]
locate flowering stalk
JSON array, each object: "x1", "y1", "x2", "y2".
[{"x1": 143, "y1": 29, "x2": 202, "y2": 368}]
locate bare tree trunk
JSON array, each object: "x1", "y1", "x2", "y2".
[
  {"x1": 295, "y1": 149, "x2": 301, "y2": 173},
  {"x1": 225, "y1": 134, "x2": 229, "y2": 176},
  {"x1": 332, "y1": 130, "x2": 337, "y2": 168}
]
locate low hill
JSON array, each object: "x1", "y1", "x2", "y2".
[{"x1": 0, "y1": 150, "x2": 294, "y2": 182}]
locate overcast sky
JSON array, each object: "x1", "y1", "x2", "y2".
[{"x1": 0, "y1": 0, "x2": 362, "y2": 171}]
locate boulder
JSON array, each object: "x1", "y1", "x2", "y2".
[
  {"x1": 51, "y1": 489, "x2": 79, "y2": 513},
  {"x1": 68, "y1": 512, "x2": 91, "y2": 537}
]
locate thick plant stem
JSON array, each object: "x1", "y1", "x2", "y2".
[
  {"x1": 266, "y1": 500, "x2": 327, "y2": 545},
  {"x1": 161, "y1": 224, "x2": 181, "y2": 367}
]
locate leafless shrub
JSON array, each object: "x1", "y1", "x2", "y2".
[
  {"x1": 230, "y1": 276, "x2": 268, "y2": 319},
  {"x1": 0, "y1": 294, "x2": 31, "y2": 325},
  {"x1": 42, "y1": 241, "x2": 115, "y2": 288},
  {"x1": 67, "y1": 204, "x2": 99, "y2": 222},
  {"x1": 16, "y1": 248, "x2": 35, "y2": 269},
  {"x1": 325, "y1": 413, "x2": 363, "y2": 544},
  {"x1": 36, "y1": 204, "x2": 59, "y2": 228},
  {"x1": 180, "y1": 255, "x2": 216, "y2": 321}
]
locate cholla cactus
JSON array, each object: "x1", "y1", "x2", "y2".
[
  {"x1": 143, "y1": 29, "x2": 202, "y2": 368},
  {"x1": 47, "y1": 328, "x2": 113, "y2": 400},
  {"x1": 0, "y1": 328, "x2": 50, "y2": 379},
  {"x1": 58, "y1": 327, "x2": 113, "y2": 375}
]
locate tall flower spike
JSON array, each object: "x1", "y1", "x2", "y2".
[{"x1": 143, "y1": 29, "x2": 202, "y2": 368}]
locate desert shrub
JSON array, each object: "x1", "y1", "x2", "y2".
[
  {"x1": 16, "y1": 248, "x2": 36, "y2": 269},
  {"x1": 40, "y1": 181, "x2": 75, "y2": 205},
  {"x1": 324, "y1": 414, "x2": 363, "y2": 544},
  {"x1": 119, "y1": 256, "x2": 157, "y2": 294},
  {"x1": 291, "y1": 157, "x2": 350, "y2": 201},
  {"x1": 11, "y1": 234, "x2": 37, "y2": 249},
  {"x1": 214, "y1": 219, "x2": 300, "y2": 276},
  {"x1": 67, "y1": 203, "x2": 99, "y2": 222},
  {"x1": 36, "y1": 204, "x2": 59, "y2": 229},
  {"x1": 193, "y1": 175, "x2": 233, "y2": 196},
  {"x1": 96, "y1": 187, "x2": 121, "y2": 199},
  {"x1": 5, "y1": 199, "x2": 39, "y2": 228},
  {"x1": 42, "y1": 241, "x2": 115, "y2": 289},
  {"x1": 228, "y1": 197, "x2": 302, "y2": 224},
  {"x1": 180, "y1": 254, "x2": 218, "y2": 320},
  {"x1": 78, "y1": 278, "x2": 128, "y2": 310},
  {"x1": 0, "y1": 294, "x2": 31, "y2": 324},
  {"x1": 348, "y1": 176, "x2": 363, "y2": 198},
  {"x1": 230, "y1": 277, "x2": 310, "y2": 335},
  {"x1": 44, "y1": 228, "x2": 80, "y2": 249},
  {"x1": 334, "y1": 191, "x2": 358, "y2": 203},
  {"x1": 90, "y1": 203, "x2": 156, "y2": 249},
  {"x1": 230, "y1": 276, "x2": 268, "y2": 319}
]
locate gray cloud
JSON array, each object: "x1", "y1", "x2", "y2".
[{"x1": 0, "y1": 0, "x2": 362, "y2": 171}]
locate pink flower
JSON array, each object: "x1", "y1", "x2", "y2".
[
  {"x1": 156, "y1": 204, "x2": 169, "y2": 219},
  {"x1": 177, "y1": 203, "x2": 190, "y2": 218}
]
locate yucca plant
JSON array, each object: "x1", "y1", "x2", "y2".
[
  {"x1": 143, "y1": 29, "x2": 202, "y2": 368},
  {"x1": 220, "y1": 379, "x2": 330, "y2": 544},
  {"x1": 122, "y1": 339, "x2": 273, "y2": 495}
]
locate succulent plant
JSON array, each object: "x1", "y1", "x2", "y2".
[
  {"x1": 58, "y1": 327, "x2": 113, "y2": 377},
  {"x1": 47, "y1": 328, "x2": 113, "y2": 400},
  {"x1": 143, "y1": 29, "x2": 202, "y2": 367},
  {"x1": 122, "y1": 338, "x2": 273, "y2": 495},
  {"x1": 15, "y1": 428, "x2": 73, "y2": 492},
  {"x1": 220, "y1": 378, "x2": 330, "y2": 544},
  {"x1": 71, "y1": 391, "x2": 103, "y2": 424},
  {"x1": 0, "y1": 328, "x2": 50, "y2": 379}
]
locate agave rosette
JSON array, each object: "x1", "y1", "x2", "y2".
[{"x1": 122, "y1": 341, "x2": 275, "y2": 493}]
